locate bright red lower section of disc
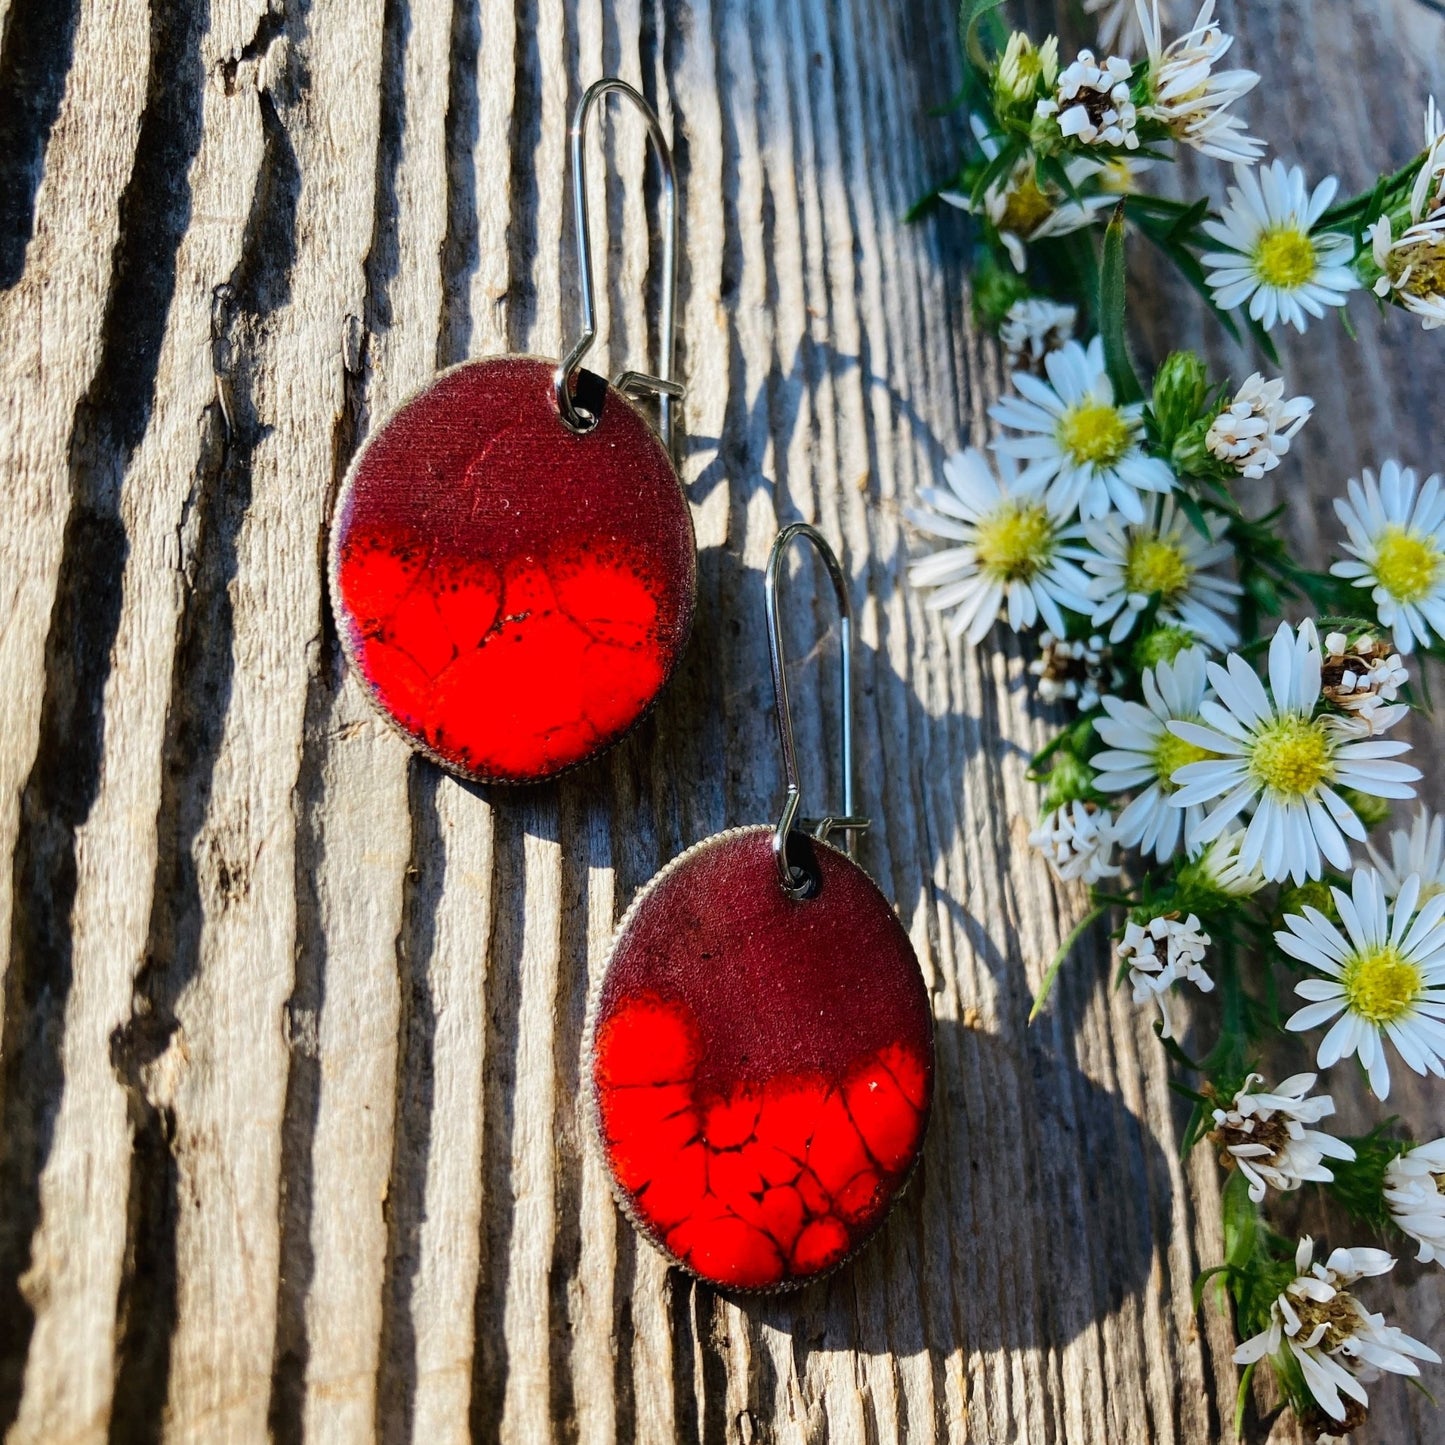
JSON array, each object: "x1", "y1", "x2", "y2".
[
  {"x1": 329, "y1": 357, "x2": 695, "y2": 783},
  {"x1": 591, "y1": 829, "x2": 934, "y2": 1290}
]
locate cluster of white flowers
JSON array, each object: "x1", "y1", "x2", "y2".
[
  {"x1": 1234, "y1": 1238, "x2": 1440, "y2": 1427},
  {"x1": 1028, "y1": 800, "x2": 1121, "y2": 885},
  {"x1": 920, "y1": 6, "x2": 1445, "y2": 1429},
  {"x1": 1000, "y1": 298, "x2": 1077, "y2": 368},
  {"x1": 1039, "y1": 51, "x2": 1140, "y2": 150},
  {"x1": 1027, "y1": 630, "x2": 1111, "y2": 710},
  {"x1": 1120, "y1": 911, "x2": 1213, "y2": 1037},
  {"x1": 1211, "y1": 1073, "x2": 1354, "y2": 1202},
  {"x1": 1205, "y1": 373, "x2": 1313, "y2": 480},
  {"x1": 1384, "y1": 1138, "x2": 1445, "y2": 1263}
]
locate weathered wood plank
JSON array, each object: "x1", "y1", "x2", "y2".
[
  {"x1": 7, "y1": 6, "x2": 271, "y2": 1435},
  {"x1": 1, "y1": 0, "x2": 1442, "y2": 1442}
]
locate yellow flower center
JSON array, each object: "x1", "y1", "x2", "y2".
[
  {"x1": 1373, "y1": 524, "x2": 1443, "y2": 604},
  {"x1": 1000, "y1": 175, "x2": 1055, "y2": 235},
  {"x1": 1125, "y1": 536, "x2": 1192, "y2": 600},
  {"x1": 1057, "y1": 401, "x2": 1131, "y2": 468},
  {"x1": 1154, "y1": 729, "x2": 1212, "y2": 793},
  {"x1": 1252, "y1": 225, "x2": 1318, "y2": 289},
  {"x1": 1248, "y1": 716, "x2": 1334, "y2": 797},
  {"x1": 1340, "y1": 945, "x2": 1423, "y2": 1025},
  {"x1": 975, "y1": 503, "x2": 1054, "y2": 582},
  {"x1": 1387, "y1": 236, "x2": 1445, "y2": 297}
]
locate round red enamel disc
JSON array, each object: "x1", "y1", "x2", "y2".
[
  {"x1": 588, "y1": 826, "x2": 934, "y2": 1291},
  {"x1": 329, "y1": 356, "x2": 696, "y2": 783}
]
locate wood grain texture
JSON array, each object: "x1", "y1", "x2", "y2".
[{"x1": 0, "y1": 0, "x2": 1440, "y2": 1442}]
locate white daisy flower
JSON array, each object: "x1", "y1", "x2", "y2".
[
  {"x1": 1000, "y1": 297, "x2": 1078, "y2": 368},
  {"x1": 1368, "y1": 809, "x2": 1445, "y2": 903},
  {"x1": 1084, "y1": 498, "x2": 1241, "y2": 648},
  {"x1": 1201, "y1": 161, "x2": 1360, "y2": 332},
  {"x1": 1030, "y1": 800, "x2": 1121, "y2": 885},
  {"x1": 1234, "y1": 1236, "x2": 1439, "y2": 1425},
  {"x1": 1279, "y1": 867, "x2": 1445, "y2": 1100},
  {"x1": 907, "y1": 449, "x2": 1095, "y2": 647},
  {"x1": 1320, "y1": 631, "x2": 1410, "y2": 732},
  {"x1": 1384, "y1": 1138, "x2": 1445, "y2": 1264},
  {"x1": 1167, "y1": 621, "x2": 1421, "y2": 884},
  {"x1": 1085, "y1": 0, "x2": 1162, "y2": 55},
  {"x1": 1120, "y1": 912, "x2": 1213, "y2": 1039},
  {"x1": 1331, "y1": 461, "x2": 1445, "y2": 654},
  {"x1": 1136, "y1": 1, "x2": 1264, "y2": 163},
  {"x1": 1179, "y1": 823, "x2": 1267, "y2": 898},
  {"x1": 1211, "y1": 1072, "x2": 1356, "y2": 1204},
  {"x1": 1415, "y1": 96, "x2": 1445, "y2": 218},
  {"x1": 1094, "y1": 646, "x2": 1217, "y2": 861},
  {"x1": 1038, "y1": 50, "x2": 1140, "y2": 151},
  {"x1": 991, "y1": 337, "x2": 1175, "y2": 523},
  {"x1": 1205, "y1": 373, "x2": 1314, "y2": 480},
  {"x1": 1369, "y1": 98, "x2": 1445, "y2": 330},
  {"x1": 942, "y1": 118, "x2": 1116, "y2": 272},
  {"x1": 1370, "y1": 212, "x2": 1445, "y2": 331},
  {"x1": 1028, "y1": 630, "x2": 1112, "y2": 710}
]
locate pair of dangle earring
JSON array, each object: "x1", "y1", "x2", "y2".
[
  {"x1": 329, "y1": 79, "x2": 694, "y2": 784},
  {"x1": 327, "y1": 77, "x2": 935, "y2": 1292},
  {"x1": 586, "y1": 525, "x2": 935, "y2": 1291}
]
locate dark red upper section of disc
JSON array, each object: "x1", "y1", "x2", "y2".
[
  {"x1": 329, "y1": 356, "x2": 696, "y2": 783},
  {"x1": 590, "y1": 828, "x2": 934, "y2": 1291}
]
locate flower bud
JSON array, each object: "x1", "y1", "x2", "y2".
[
  {"x1": 993, "y1": 32, "x2": 1060, "y2": 116},
  {"x1": 1039, "y1": 749, "x2": 1097, "y2": 812},
  {"x1": 972, "y1": 254, "x2": 1032, "y2": 332},
  {"x1": 1131, "y1": 624, "x2": 1196, "y2": 671},
  {"x1": 1151, "y1": 350, "x2": 1211, "y2": 449},
  {"x1": 1278, "y1": 880, "x2": 1338, "y2": 923}
]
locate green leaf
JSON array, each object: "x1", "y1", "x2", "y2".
[
  {"x1": 1191, "y1": 1263, "x2": 1232, "y2": 1313},
  {"x1": 1221, "y1": 1167, "x2": 1260, "y2": 1273},
  {"x1": 1233, "y1": 1363, "x2": 1256, "y2": 1439},
  {"x1": 1029, "y1": 905, "x2": 1109, "y2": 1023},
  {"x1": 961, "y1": 0, "x2": 1009, "y2": 72},
  {"x1": 1175, "y1": 489, "x2": 1214, "y2": 541},
  {"x1": 1099, "y1": 203, "x2": 1144, "y2": 404},
  {"x1": 971, "y1": 133, "x2": 1024, "y2": 208}
]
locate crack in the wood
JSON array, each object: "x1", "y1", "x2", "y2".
[
  {"x1": 264, "y1": 623, "x2": 336, "y2": 1445},
  {"x1": 374, "y1": 762, "x2": 444, "y2": 1445},
  {"x1": 437, "y1": 0, "x2": 482, "y2": 367},
  {"x1": 219, "y1": 4, "x2": 288, "y2": 96},
  {"x1": 0, "y1": 0, "x2": 82, "y2": 290},
  {"x1": 0, "y1": 0, "x2": 206, "y2": 1432}
]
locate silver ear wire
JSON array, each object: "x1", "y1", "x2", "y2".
[
  {"x1": 764, "y1": 524, "x2": 871, "y2": 899},
  {"x1": 554, "y1": 78, "x2": 682, "y2": 455}
]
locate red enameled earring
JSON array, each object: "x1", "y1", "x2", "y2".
[
  {"x1": 586, "y1": 525, "x2": 935, "y2": 1291},
  {"x1": 328, "y1": 79, "x2": 695, "y2": 784}
]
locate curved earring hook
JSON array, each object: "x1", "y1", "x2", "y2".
[
  {"x1": 554, "y1": 78, "x2": 683, "y2": 453},
  {"x1": 765, "y1": 523, "x2": 871, "y2": 898}
]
